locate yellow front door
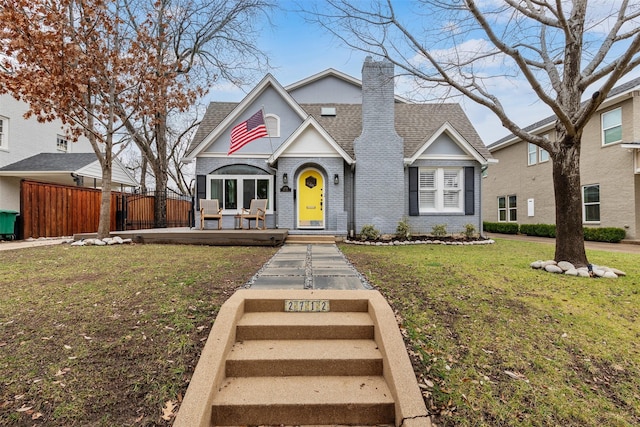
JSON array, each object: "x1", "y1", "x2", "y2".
[{"x1": 298, "y1": 169, "x2": 324, "y2": 229}]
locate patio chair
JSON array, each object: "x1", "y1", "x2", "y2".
[
  {"x1": 239, "y1": 199, "x2": 267, "y2": 230},
  {"x1": 200, "y1": 199, "x2": 223, "y2": 230}
]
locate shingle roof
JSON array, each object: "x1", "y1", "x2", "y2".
[
  {"x1": 0, "y1": 153, "x2": 98, "y2": 171},
  {"x1": 190, "y1": 102, "x2": 490, "y2": 160},
  {"x1": 488, "y1": 76, "x2": 640, "y2": 148},
  {"x1": 187, "y1": 102, "x2": 237, "y2": 154}
]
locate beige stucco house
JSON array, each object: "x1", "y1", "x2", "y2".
[{"x1": 482, "y1": 77, "x2": 640, "y2": 240}]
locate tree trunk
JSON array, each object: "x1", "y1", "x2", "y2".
[
  {"x1": 551, "y1": 136, "x2": 588, "y2": 267},
  {"x1": 153, "y1": 115, "x2": 168, "y2": 228},
  {"x1": 97, "y1": 150, "x2": 113, "y2": 239}
]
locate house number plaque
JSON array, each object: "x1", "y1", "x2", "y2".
[{"x1": 284, "y1": 299, "x2": 330, "y2": 312}]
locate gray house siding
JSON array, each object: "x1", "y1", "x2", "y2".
[{"x1": 289, "y1": 75, "x2": 362, "y2": 104}]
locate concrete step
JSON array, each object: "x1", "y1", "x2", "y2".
[
  {"x1": 210, "y1": 376, "x2": 395, "y2": 426},
  {"x1": 286, "y1": 234, "x2": 337, "y2": 244},
  {"x1": 236, "y1": 311, "x2": 374, "y2": 340},
  {"x1": 225, "y1": 339, "x2": 383, "y2": 377}
]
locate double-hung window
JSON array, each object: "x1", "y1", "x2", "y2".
[
  {"x1": 582, "y1": 184, "x2": 600, "y2": 223},
  {"x1": 418, "y1": 168, "x2": 463, "y2": 213},
  {"x1": 602, "y1": 108, "x2": 622, "y2": 145},
  {"x1": 498, "y1": 195, "x2": 517, "y2": 222},
  {"x1": 528, "y1": 143, "x2": 537, "y2": 165},
  {"x1": 207, "y1": 165, "x2": 273, "y2": 214},
  {"x1": 57, "y1": 135, "x2": 68, "y2": 152},
  {"x1": 0, "y1": 117, "x2": 7, "y2": 149}
]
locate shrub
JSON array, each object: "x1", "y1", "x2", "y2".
[
  {"x1": 463, "y1": 223, "x2": 476, "y2": 239},
  {"x1": 584, "y1": 227, "x2": 626, "y2": 243},
  {"x1": 483, "y1": 221, "x2": 519, "y2": 234},
  {"x1": 359, "y1": 224, "x2": 380, "y2": 241},
  {"x1": 431, "y1": 224, "x2": 448, "y2": 238},
  {"x1": 520, "y1": 223, "x2": 556, "y2": 238},
  {"x1": 396, "y1": 217, "x2": 411, "y2": 240}
]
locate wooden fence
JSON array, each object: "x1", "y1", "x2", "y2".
[{"x1": 19, "y1": 180, "x2": 192, "y2": 239}]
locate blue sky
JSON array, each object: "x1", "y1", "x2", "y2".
[{"x1": 207, "y1": 1, "x2": 640, "y2": 145}]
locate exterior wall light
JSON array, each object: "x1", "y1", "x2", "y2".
[
  {"x1": 283, "y1": 173, "x2": 288, "y2": 184},
  {"x1": 334, "y1": 174, "x2": 339, "y2": 185}
]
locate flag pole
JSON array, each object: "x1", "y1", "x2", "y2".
[{"x1": 262, "y1": 105, "x2": 274, "y2": 154}]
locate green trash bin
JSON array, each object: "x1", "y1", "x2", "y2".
[{"x1": 0, "y1": 209, "x2": 19, "y2": 240}]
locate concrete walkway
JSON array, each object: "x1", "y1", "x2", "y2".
[{"x1": 245, "y1": 244, "x2": 372, "y2": 290}]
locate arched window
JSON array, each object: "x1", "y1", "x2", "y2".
[{"x1": 265, "y1": 114, "x2": 280, "y2": 138}]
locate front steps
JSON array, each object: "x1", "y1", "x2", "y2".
[
  {"x1": 285, "y1": 234, "x2": 337, "y2": 244},
  {"x1": 174, "y1": 290, "x2": 430, "y2": 427}
]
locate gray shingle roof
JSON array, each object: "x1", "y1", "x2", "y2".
[
  {"x1": 189, "y1": 102, "x2": 490, "y2": 160},
  {"x1": 488, "y1": 76, "x2": 640, "y2": 148},
  {"x1": 187, "y1": 102, "x2": 237, "y2": 154},
  {"x1": 0, "y1": 153, "x2": 98, "y2": 171}
]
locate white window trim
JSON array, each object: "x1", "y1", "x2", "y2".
[
  {"x1": 418, "y1": 167, "x2": 464, "y2": 213},
  {"x1": 601, "y1": 107, "x2": 622, "y2": 146},
  {"x1": 582, "y1": 184, "x2": 600, "y2": 224},
  {"x1": 206, "y1": 174, "x2": 274, "y2": 215},
  {"x1": 265, "y1": 114, "x2": 280, "y2": 138},
  {"x1": 0, "y1": 116, "x2": 8, "y2": 150},
  {"x1": 498, "y1": 195, "x2": 517, "y2": 222},
  {"x1": 57, "y1": 135, "x2": 69, "y2": 152},
  {"x1": 527, "y1": 142, "x2": 537, "y2": 165}
]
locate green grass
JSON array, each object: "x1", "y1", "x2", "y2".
[
  {"x1": 340, "y1": 239, "x2": 640, "y2": 426},
  {"x1": 0, "y1": 244, "x2": 277, "y2": 426},
  {"x1": 1, "y1": 239, "x2": 639, "y2": 426}
]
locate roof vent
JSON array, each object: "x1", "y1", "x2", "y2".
[{"x1": 321, "y1": 107, "x2": 336, "y2": 116}]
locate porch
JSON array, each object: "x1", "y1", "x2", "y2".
[{"x1": 74, "y1": 227, "x2": 290, "y2": 247}]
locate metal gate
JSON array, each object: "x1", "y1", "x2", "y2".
[{"x1": 116, "y1": 190, "x2": 194, "y2": 230}]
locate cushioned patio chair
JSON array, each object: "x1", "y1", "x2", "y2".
[
  {"x1": 239, "y1": 199, "x2": 267, "y2": 230},
  {"x1": 200, "y1": 199, "x2": 223, "y2": 230}
]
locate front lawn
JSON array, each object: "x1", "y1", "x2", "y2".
[
  {"x1": 1, "y1": 240, "x2": 638, "y2": 426},
  {"x1": 0, "y1": 244, "x2": 277, "y2": 426},
  {"x1": 340, "y1": 239, "x2": 640, "y2": 426}
]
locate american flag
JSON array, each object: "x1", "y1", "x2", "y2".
[{"x1": 228, "y1": 110, "x2": 268, "y2": 155}]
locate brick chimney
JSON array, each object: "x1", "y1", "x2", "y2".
[{"x1": 353, "y1": 57, "x2": 404, "y2": 234}]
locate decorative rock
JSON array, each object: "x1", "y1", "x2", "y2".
[
  {"x1": 530, "y1": 261, "x2": 543, "y2": 269},
  {"x1": 70, "y1": 240, "x2": 85, "y2": 246},
  {"x1": 542, "y1": 260, "x2": 557, "y2": 267},
  {"x1": 544, "y1": 264, "x2": 563, "y2": 274},
  {"x1": 557, "y1": 261, "x2": 575, "y2": 271},
  {"x1": 577, "y1": 269, "x2": 591, "y2": 278},
  {"x1": 610, "y1": 268, "x2": 626, "y2": 276},
  {"x1": 603, "y1": 271, "x2": 618, "y2": 279},
  {"x1": 593, "y1": 269, "x2": 606, "y2": 277},
  {"x1": 565, "y1": 268, "x2": 578, "y2": 276}
]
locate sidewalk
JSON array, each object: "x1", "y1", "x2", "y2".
[
  {"x1": 245, "y1": 244, "x2": 372, "y2": 290},
  {"x1": 484, "y1": 232, "x2": 640, "y2": 254},
  {"x1": 0, "y1": 237, "x2": 71, "y2": 251}
]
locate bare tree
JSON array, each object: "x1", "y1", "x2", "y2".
[
  {"x1": 114, "y1": 0, "x2": 273, "y2": 227},
  {"x1": 305, "y1": 0, "x2": 640, "y2": 266},
  {"x1": 0, "y1": 0, "x2": 134, "y2": 238}
]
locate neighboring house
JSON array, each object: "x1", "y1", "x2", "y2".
[
  {"x1": 482, "y1": 77, "x2": 640, "y2": 239},
  {"x1": 183, "y1": 57, "x2": 493, "y2": 236},
  {"x1": 0, "y1": 94, "x2": 138, "y2": 211}
]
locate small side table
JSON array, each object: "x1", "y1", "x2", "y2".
[{"x1": 234, "y1": 214, "x2": 243, "y2": 230}]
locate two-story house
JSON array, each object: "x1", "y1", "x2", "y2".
[
  {"x1": 482, "y1": 77, "x2": 640, "y2": 240},
  {"x1": 183, "y1": 57, "x2": 493, "y2": 237},
  {"x1": 0, "y1": 94, "x2": 138, "y2": 212}
]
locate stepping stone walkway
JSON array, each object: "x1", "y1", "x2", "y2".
[{"x1": 246, "y1": 244, "x2": 371, "y2": 290}]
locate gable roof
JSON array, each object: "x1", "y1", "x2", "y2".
[
  {"x1": 0, "y1": 153, "x2": 138, "y2": 186},
  {"x1": 183, "y1": 74, "x2": 308, "y2": 161},
  {"x1": 285, "y1": 68, "x2": 411, "y2": 104},
  {"x1": 267, "y1": 115, "x2": 355, "y2": 165},
  {"x1": 189, "y1": 101, "x2": 490, "y2": 162},
  {"x1": 488, "y1": 76, "x2": 640, "y2": 150}
]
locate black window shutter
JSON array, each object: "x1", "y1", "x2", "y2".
[
  {"x1": 196, "y1": 175, "x2": 206, "y2": 209},
  {"x1": 409, "y1": 167, "x2": 419, "y2": 216},
  {"x1": 464, "y1": 166, "x2": 474, "y2": 215}
]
